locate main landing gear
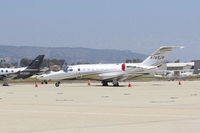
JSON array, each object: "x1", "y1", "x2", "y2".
[
  {"x1": 101, "y1": 81, "x2": 108, "y2": 86},
  {"x1": 41, "y1": 80, "x2": 48, "y2": 84},
  {"x1": 112, "y1": 79, "x2": 119, "y2": 86},
  {"x1": 101, "y1": 80, "x2": 119, "y2": 87},
  {"x1": 112, "y1": 80, "x2": 119, "y2": 87},
  {"x1": 3, "y1": 77, "x2": 9, "y2": 86},
  {"x1": 55, "y1": 81, "x2": 61, "y2": 87}
]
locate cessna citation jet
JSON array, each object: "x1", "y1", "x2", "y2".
[
  {"x1": 35, "y1": 46, "x2": 182, "y2": 87},
  {"x1": 0, "y1": 55, "x2": 44, "y2": 86}
]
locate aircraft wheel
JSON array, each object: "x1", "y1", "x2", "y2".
[
  {"x1": 3, "y1": 83, "x2": 9, "y2": 86},
  {"x1": 102, "y1": 81, "x2": 108, "y2": 86},
  {"x1": 2, "y1": 77, "x2": 9, "y2": 86},
  {"x1": 55, "y1": 81, "x2": 60, "y2": 87},
  {"x1": 45, "y1": 81, "x2": 48, "y2": 84},
  {"x1": 41, "y1": 82, "x2": 44, "y2": 84},
  {"x1": 55, "y1": 82, "x2": 59, "y2": 87},
  {"x1": 113, "y1": 82, "x2": 119, "y2": 87}
]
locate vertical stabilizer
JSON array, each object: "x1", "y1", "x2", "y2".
[
  {"x1": 27, "y1": 55, "x2": 45, "y2": 69},
  {"x1": 141, "y1": 46, "x2": 183, "y2": 66}
]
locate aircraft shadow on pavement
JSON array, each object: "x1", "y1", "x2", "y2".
[{"x1": 93, "y1": 85, "x2": 127, "y2": 87}]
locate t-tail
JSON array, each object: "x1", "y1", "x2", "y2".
[
  {"x1": 141, "y1": 46, "x2": 183, "y2": 66},
  {"x1": 27, "y1": 55, "x2": 45, "y2": 70},
  {"x1": 15, "y1": 55, "x2": 45, "y2": 79}
]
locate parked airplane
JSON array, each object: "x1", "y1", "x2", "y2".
[
  {"x1": 0, "y1": 55, "x2": 45, "y2": 86},
  {"x1": 34, "y1": 46, "x2": 182, "y2": 87},
  {"x1": 154, "y1": 71, "x2": 195, "y2": 80}
]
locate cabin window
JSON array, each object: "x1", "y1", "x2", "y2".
[
  {"x1": 11, "y1": 70, "x2": 14, "y2": 72},
  {"x1": 5, "y1": 70, "x2": 8, "y2": 72},
  {"x1": 1, "y1": 70, "x2": 3, "y2": 72},
  {"x1": 78, "y1": 68, "x2": 80, "y2": 71}
]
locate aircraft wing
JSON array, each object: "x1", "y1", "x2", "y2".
[
  {"x1": 74, "y1": 71, "x2": 125, "y2": 82},
  {"x1": 78, "y1": 66, "x2": 156, "y2": 82}
]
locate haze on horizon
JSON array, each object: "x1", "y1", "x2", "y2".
[{"x1": 0, "y1": 0, "x2": 200, "y2": 61}]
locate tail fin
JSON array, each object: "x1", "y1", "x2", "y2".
[
  {"x1": 141, "y1": 46, "x2": 183, "y2": 66},
  {"x1": 27, "y1": 55, "x2": 45, "y2": 69}
]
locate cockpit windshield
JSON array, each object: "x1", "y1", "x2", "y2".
[
  {"x1": 62, "y1": 62, "x2": 68, "y2": 72},
  {"x1": 67, "y1": 68, "x2": 73, "y2": 72}
]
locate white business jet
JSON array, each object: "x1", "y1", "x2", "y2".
[{"x1": 35, "y1": 46, "x2": 182, "y2": 87}]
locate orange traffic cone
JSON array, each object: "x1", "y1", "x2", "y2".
[
  {"x1": 87, "y1": 80, "x2": 91, "y2": 86},
  {"x1": 128, "y1": 82, "x2": 132, "y2": 87},
  {"x1": 35, "y1": 82, "x2": 38, "y2": 87},
  {"x1": 178, "y1": 81, "x2": 182, "y2": 85}
]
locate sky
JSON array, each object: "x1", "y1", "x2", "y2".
[{"x1": 0, "y1": 0, "x2": 200, "y2": 61}]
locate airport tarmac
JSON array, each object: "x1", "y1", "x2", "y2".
[{"x1": 0, "y1": 81, "x2": 200, "y2": 133}]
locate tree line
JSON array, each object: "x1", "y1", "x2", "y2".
[{"x1": 0, "y1": 59, "x2": 65, "y2": 68}]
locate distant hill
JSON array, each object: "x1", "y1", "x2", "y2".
[{"x1": 0, "y1": 45, "x2": 147, "y2": 64}]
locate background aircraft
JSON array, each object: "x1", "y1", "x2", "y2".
[
  {"x1": 35, "y1": 46, "x2": 182, "y2": 87},
  {"x1": 0, "y1": 55, "x2": 45, "y2": 86},
  {"x1": 154, "y1": 71, "x2": 195, "y2": 80}
]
